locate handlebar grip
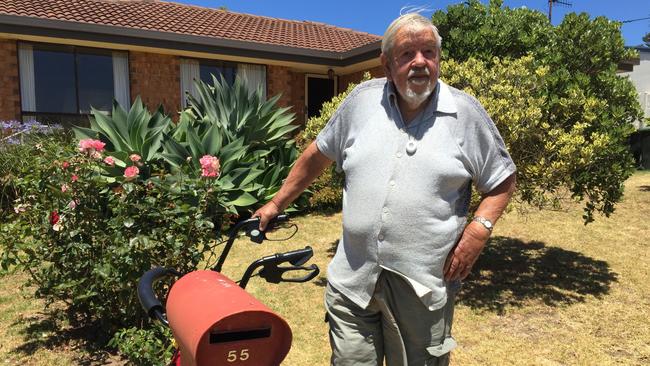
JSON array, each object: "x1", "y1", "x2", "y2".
[
  {"x1": 215, "y1": 213, "x2": 291, "y2": 272},
  {"x1": 246, "y1": 214, "x2": 290, "y2": 244},
  {"x1": 137, "y1": 267, "x2": 178, "y2": 320},
  {"x1": 276, "y1": 246, "x2": 313, "y2": 266},
  {"x1": 272, "y1": 214, "x2": 289, "y2": 224}
]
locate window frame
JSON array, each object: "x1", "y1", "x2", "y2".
[
  {"x1": 179, "y1": 56, "x2": 267, "y2": 108},
  {"x1": 17, "y1": 41, "x2": 130, "y2": 122}
]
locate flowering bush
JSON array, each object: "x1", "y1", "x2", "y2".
[
  {"x1": 1, "y1": 120, "x2": 70, "y2": 220},
  {"x1": 1, "y1": 119, "x2": 63, "y2": 146},
  {"x1": 2, "y1": 140, "x2": 230, "y2": 331}
]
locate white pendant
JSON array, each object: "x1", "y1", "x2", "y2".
[{"x1": 406, "y1": 140, "x2": 417, "y2": 155}]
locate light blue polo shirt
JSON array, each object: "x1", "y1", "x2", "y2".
[{"x1": 316, "y1": 78, "x2": 516, "y2": 310}]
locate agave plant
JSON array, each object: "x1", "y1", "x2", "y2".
[
  {"x1": 73, "y1": 97, "x2": 173, "y2": 178},
  {"x1": 162, "y1": 75, "x2": 303, "y2": 211}
]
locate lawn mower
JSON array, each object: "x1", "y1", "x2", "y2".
[{"x1": 137, "y1": 214, "x2": 320, "y2": 366}]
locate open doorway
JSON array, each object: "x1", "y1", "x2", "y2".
[{"x1": 305, "y1": 74, "x2": 337, "y2": 121}]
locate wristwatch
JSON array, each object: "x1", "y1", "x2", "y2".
[{"x1": 472, "y1": 216, "x2": 493, "y2": 232}]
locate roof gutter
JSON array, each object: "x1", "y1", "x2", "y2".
[{"x1": 0, "y1": 14, "x2": 381, "y2": 66}]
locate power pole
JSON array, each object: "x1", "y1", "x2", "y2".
[{"x1": 548, "y1": 0, "x2": 572, "y2": 22}]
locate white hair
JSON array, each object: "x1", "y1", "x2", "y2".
[{"x1": 381, "y1": 12, "x2": 442, "y2": 58}]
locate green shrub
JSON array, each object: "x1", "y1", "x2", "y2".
[
  {"x1": 109, "y1": 325, "x2": 175, "y2": 366},
  {"x1": 1, "y1": 121, "x2": 71, "y2": 222},
  {"x1": 297, "y1": 72, "x2": 372, "y2": 211},
  {"x1": 433, "y1": 0, "x2": 641, "y2": 222}
]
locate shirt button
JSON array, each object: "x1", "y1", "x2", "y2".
[
  {"x1": 389, "y1": 180, "x2": 396, "y2": 187},
  {"x1": 396, "y1": 152, "x2": 402, "y2": 158},
  {"x1": 383, "y1": 207, "x2": 389, "y2": 214},
  {"x1": 378, "y1": 234, "x2": 385, "y2": 241}
]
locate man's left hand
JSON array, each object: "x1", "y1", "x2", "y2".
[{"x1": 443, "y1": 222, "x2": 490, "y2": 281}]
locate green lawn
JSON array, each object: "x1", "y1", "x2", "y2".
[{"x1": 1, "y1": 172, "x2": 649, "y2": 365}]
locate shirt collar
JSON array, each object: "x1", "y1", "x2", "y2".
[{"x1": 386, "y1": 79, "x2": 457, "y2": 118}]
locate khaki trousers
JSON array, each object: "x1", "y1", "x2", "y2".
[{"x1": 325, "y1": 270, "x2": 459, "y2": 366}]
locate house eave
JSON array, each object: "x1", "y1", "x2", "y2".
[{"x1": 0, "y1": 14, "x2": 381, "y2": 67}]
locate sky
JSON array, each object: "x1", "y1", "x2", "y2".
[{"x1": 173, "y1": 0, "x2": 650, "y2": 47}]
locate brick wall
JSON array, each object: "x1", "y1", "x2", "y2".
[
  {"x1": 290, "y1": 71, "x2": 306, "y2": 126},
  {"x1": 0, "y1": 39, "x2": 21, "y2": 121},
  {"x1": 129, "y1": 51, "x2": 180, "y2": 117},
  {"x1": 338, "y1": 65, "x2": 385, "y2": 93},
  {"x1": 267, "y1": 65, "x2": 293, "y2": 108},
  {"x1": 268, "y1": 65, "x2": 309, "y2": 126}
]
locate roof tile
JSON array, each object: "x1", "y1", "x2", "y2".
[{"x1": 0, "y1": 0, "x2": 382, "y2": 53}]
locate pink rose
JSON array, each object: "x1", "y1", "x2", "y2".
[
  {"x1": 129, "y1": 154, "x2": 141, "y2": 162},
  {"x1": 92, "y1": 140, "x2": 105, "y2": 151},
  {"x1": 199, "y1": 155, "x2": 220, "y2": 178},
  {"x1": 62, "y1": 161, "x2": 70, "y2": 170},
  {"x1": 78, "y1": 139, "x2": 105, "y2": 154},
  {"x1": 78, "y1": 139, "x2": 92, "y2": 152},
  {"x1": 124, "y1": 166, "x2": 139, "y2": 181},
  {"x1": 104, "y1": 156, "x2": 115, "y2": 166},
  {"x1": 71, "y1": 175, "x2": 78, "y2": 182},
  {"x1": 61, "y1": 184, "x2": 69, "y2": 193}
]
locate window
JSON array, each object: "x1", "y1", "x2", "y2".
[
  {"x1": 180, "y1": 58, "x2": 266, "y2": 108},
  {"x1": 18, "y1": 42, "x2": 130, "y2": 124}
]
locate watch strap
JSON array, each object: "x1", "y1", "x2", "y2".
[{"x1": 472, "y1": 216, "x2": 493, "y2": 232}]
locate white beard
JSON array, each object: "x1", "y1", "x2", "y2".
[
  {"x1": 399, "y1": 68, "x2": 436, "y2": 109},
  {"x1": 404, "y1": 81, "x2": 434, "y2": 108}
]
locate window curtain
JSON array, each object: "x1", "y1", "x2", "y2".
[
  {"x1": 180, "y1": 58, "x2": 200, "y2": 108},
  {"x1": 237, "y1": 63, "x2": 267, "y2": 100},
  {"x1": 112, "y1": 51, "x2": 130, "y2": 108},
  {"x1": 18, "y1": 44, "x2": 36, "y2": 112}
]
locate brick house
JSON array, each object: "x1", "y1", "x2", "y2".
[{"x1": 0, "y1": 0, "x2": 385, "y2": 126}]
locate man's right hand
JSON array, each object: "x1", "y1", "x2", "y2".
[{"x1": 253, "y1": 200, "x2": 282, "y2": 231}]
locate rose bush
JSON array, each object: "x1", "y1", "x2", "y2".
[
  {"x1": 1, "y1": 120, "x2": 68, "y2": 221},
  {"x1": 2, "y1": 137, "x2": 228, "y2": 330}
]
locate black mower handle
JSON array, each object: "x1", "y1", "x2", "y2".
[
  {"x1": 137, "y1": 267, "x2": 181, "y2": 325},
  {"x1": 238, "y1": 246, "x2": 320, "y2": 289}
]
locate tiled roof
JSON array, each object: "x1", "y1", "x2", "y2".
[{"x1": 0, "y1": 0, "x2": 382, "y2": 53}]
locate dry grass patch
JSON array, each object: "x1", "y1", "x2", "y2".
[
  {"x1": 452, "y1": 171, "x2": 650, "y2": 366},
  {"x1": 1, "y1": 172, "x2": 649, "y2": 365},
  {"x1": 0, "y1": 272, "x2": 122, "y2": 365}
]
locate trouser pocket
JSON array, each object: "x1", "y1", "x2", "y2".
[{"x1": 425, "y1": 337, "x2": 457, "y2": 366}]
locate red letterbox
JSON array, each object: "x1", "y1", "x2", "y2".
[{"x1": 166, "y1": 270, "x2": 292, "y2": 366}]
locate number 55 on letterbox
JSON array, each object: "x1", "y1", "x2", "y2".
[{"x1": 166, "y1": 270, "x2": 292, "y2": 366}]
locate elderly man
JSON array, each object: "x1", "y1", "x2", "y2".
[{"x1": 254, "y1": 12, "x2": 516, "y2": 366}]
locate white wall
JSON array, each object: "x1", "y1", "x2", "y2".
[{"x1": 621, "y1": 49, "x2": 650, "y2": 129}]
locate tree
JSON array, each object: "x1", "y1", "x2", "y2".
[
  {"x1": 644, "y1": 32, "x2": 650, "y2": 47},
  {"x1": 432, "y1": 0, "x2": 551, "y2": 62},
  {"x1": 431, "y1": 0, "x2": 643, "y2": 222}
]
